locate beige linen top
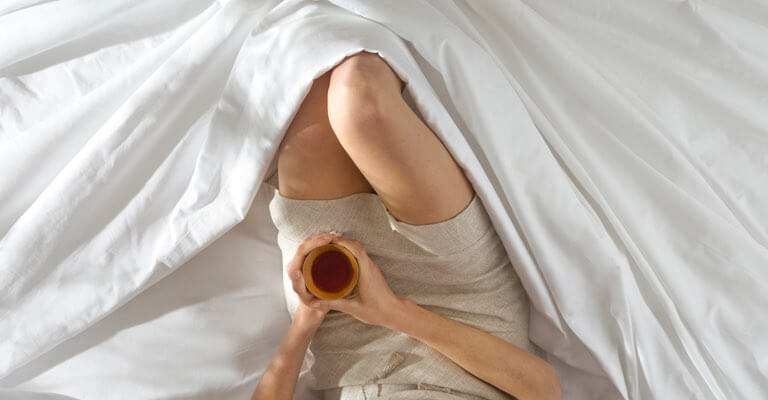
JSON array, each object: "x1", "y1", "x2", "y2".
[{"x1": 268, "y1": 186, "x2": 534, "y2": 400}]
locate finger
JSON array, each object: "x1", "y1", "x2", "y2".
[
  {"x1": 297, "y1": 231, "x2": 342, "y2": 257},
  {"x1": 330, "y1": 236, "x2": 367, "y2": 259},
  {"x1": 316, "y1": 298, "x2": 355, "y2": 314},
  {"x1": 286, "y1": 231, "x2": 339, "y2": 275},
  {"x1": 307, "y1": 299, "x2": 330, "y2": 312},
  {"x1": 290, "y1": 269, "x2": 313, "y2": 303}
]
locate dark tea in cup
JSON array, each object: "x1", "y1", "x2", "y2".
[{"x1": 302, "y1": 243, "x2": 359, "y2": 300}]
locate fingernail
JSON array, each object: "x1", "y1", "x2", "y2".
[{"x1": 310, "y1": 302, "x2": 321, "y2": 308}]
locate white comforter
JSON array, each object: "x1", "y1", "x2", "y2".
[{"x1": 1, "y1": 1, "x2": 767, "y2": 399}]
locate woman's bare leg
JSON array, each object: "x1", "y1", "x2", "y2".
[
  {"x1": 277, "y1": 70, "x2": 374, "y2": 200},
  {"x1": 327, "y1": 51, "x2": 475, "y2": 225}
]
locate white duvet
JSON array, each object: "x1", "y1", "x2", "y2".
[{"x1": 1, "y1": 1, "x2": 767, "y2": 399}]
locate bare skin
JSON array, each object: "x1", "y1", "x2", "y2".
[
  {"x1": 276, "y1": 71, "x2": 374, "y2": 201},
  {"x1": 277, "y1": 51, "x2": 474, "y2": 225},
  {"x1": 250, "y1": 233, "x2": 336, "y2": 400},
  {"x1": 253, "y1": 51, "x2": 562, "y2": 400}
]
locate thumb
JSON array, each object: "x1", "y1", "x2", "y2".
[{"x1": 314, "y1": 298, "x2": 354, "y2": 314}]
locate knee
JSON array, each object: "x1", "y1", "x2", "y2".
[
  {"x1": 327, "y1": 52, "x2": 403, "y2": 137},
  {"x1": 329, "y1": 52, "x2": 399, "y2": 93}
]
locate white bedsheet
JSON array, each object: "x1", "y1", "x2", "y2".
[
  {"x1": 0, "y1": 184, "x2": 294, "y2": 399},
  {"x1": 1, "y1": 1, "x2": 767, "y2": 399}
]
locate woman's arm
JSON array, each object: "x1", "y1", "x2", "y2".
[
  {"x1": 384, "y1": 299, "x2": 561, "y2": 400},
  {"x1": 313, "y1": 235, "x2": 562, "y2": 400},
  {"x1": 250, "y1": 304, "x2": 325, "y2": 400},
  {"x1": 252, "y1": 232, "x2": 339, "y2": 400}
]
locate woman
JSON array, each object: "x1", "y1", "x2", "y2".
[{"x1": 252, "y1": 51, "x2": 561, "y2": 400}]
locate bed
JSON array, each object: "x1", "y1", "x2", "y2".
[{"x1": 2, "y1": 1, "x2": 767, "y2": 399}]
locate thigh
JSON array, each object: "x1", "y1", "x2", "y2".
[
  {"x1": 276, "y1": 70, "x2": 374, "y2": 200},
  {"x1": 327, "y1": 53, "x2": 474, "y2": 225}
]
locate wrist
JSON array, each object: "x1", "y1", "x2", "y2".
[
  {"x1": 381, "y1": 297, "x2": 417, "y2": 331},
  {"x1": 292, "y1": 309, "x2": 324, "y2": 333}
]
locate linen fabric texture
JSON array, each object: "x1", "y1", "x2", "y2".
[{"x1": 268, "y1": 185, "x2": 534, "y2": 400}]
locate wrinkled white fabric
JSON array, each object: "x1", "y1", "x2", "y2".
[{"x1": 1, "y1": 1, "x2": 767, "y2": 399}]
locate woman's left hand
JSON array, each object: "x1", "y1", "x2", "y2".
[
  {"x1": 286, "y1": 231, "x2": 343, "y2": 306},
  {"x1": 286, "y1": 231, "x2": 342, "y2": 329}
]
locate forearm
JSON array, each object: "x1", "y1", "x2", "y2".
[
  {"x1": 251, "y1": 319, "x2": 318, "y2": 400},
  {"x1": 384, "y1": 299, "x2": 561, "y2": 400}
]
